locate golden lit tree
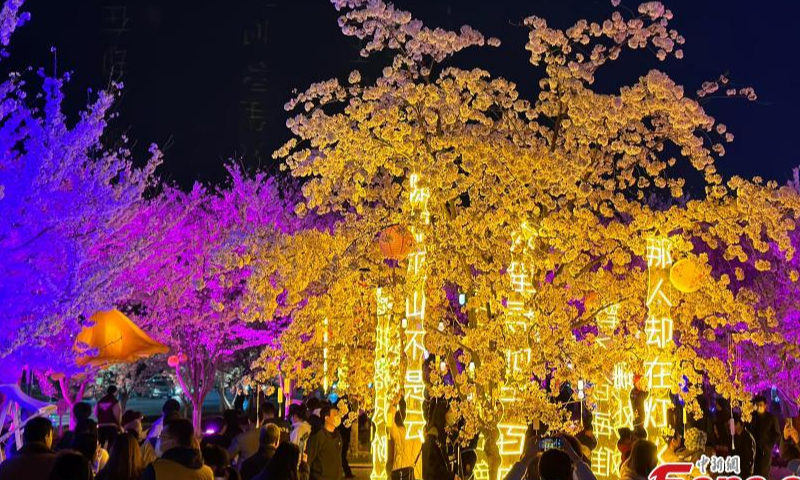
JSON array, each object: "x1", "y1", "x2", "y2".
[
  {"x1": 270, "y1": 1, "x2": 800, "y2": 478},
  {"x1": 244, "y1": 223, "x2": 383, "y2": 408}
]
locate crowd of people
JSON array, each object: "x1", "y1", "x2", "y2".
[
  {"x1": 0, "y1": 386, "x2": 358, "y2": 480},
  {"x1": 1, "y1": 384, "x2": 799, "y2": 480}
]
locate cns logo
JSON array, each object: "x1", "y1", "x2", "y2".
[{"x1": 649, "y1": 462, "x2": 800, "y2": 480}]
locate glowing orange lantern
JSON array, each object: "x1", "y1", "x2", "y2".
[
  {"x1": 167, "y1": 355, "x2": 180, "y2": 368},
  {"x1": 584, "y1": 291, "x2": 599, "y2": 308},
  {"x1": 378, "y1": 225, "x2": 414, "y2": 260},
  {"x1": 74, "y1": 310, "x2": 169, "y2": 367},
  {"x1": 670, "y1": 258, "x2": 705, "y2": 293}
]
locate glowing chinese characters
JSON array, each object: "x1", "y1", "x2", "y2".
[
  {"x1": 403, "y1": 174, "x2": 429, "y2": 443},
  {"x1": 370, "y1": 288, "x2": 394, "y2": 480},
  {"x1": 643, "y1": 237, "x2": 676, "y2": 434}
]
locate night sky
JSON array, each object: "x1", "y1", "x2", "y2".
[{"x1": 7, "y1": 0, "x2": 800, "y2": 188}]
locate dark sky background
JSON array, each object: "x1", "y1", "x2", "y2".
[{"x1": 6, "y1": 0, "x2": 800, "y2": 188}]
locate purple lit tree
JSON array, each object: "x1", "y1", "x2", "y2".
[
  {"x1": 127, "y1": 168, "x2": 291, "y2": 430},
  {"x1": 0, "y1": 0, "x2": 160, "y2": 388}
]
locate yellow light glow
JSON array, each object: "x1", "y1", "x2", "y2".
[
  {"x1": 495, "y1": 224, "x2": 537, "y2": 477},
  {"x1": 646, "y1": 238, "x2": 673, "y2": 269},
  {"x1": 590, "y1": 237, "x2": 678, "y2": 479},
  {"x1": 323, "y1": 317, "x2": 329, "y2": 393},
  {"x1": 508, "y1": 261, "x2": 536, "y2": 295},
  {"x1": 370, "y1": 288, "x2": 393, "y2": 480},
  {"x1": 643, "y1": 238, "x2": 675, "y2": 446},
  {"x1": 403, "y1": 174, "x2": 429, "y2": 446},
  {"x1": 591, "y1": 446, "x2": 621, "y2": 478},
  {"x1": 645, "y1": 316, "x2": 674, "y2": 348}
]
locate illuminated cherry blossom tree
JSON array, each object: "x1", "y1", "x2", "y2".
[
  {"x1": 272, "y1": 2, "x2": 800, "y2": 477},
  {"x1": 127, "y1": 168, "x2": 291, "y2": 430},
  {"x1": 0, "y1": 0, "x2": 160, "y2": 386}
]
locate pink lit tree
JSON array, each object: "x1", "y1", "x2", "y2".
[{"x1": 127, "y1": 168, "x2": 292, "y2": 430}]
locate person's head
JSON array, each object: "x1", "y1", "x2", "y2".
[
  {"x1": 617, "y1": 428, "x2": 634, "y2": 445},
  {"x1": 262, "y1": 402, "x2": 277, "y2": 420},
  {"x1": 162, "y1": 398, "x2": 181, "y2": 417},
  {"x1": 25, "y1": 416, "x2": 54, "y2": 448},
  {"x1": 122, "y1": 410, "x2": 143, "y2": 439},
  {"x1": 48, "y1": 450, "x2": 93, "y2": 480},
  {"x1": 263, "y1": 442, "x2": 301, "y2": 480},
  {"x1": 321, "y1": 404, "x2": 340, "y2": 431},
  {"x1": 159, "y1": 418, "x2": 195, "y2": 454},
  {"x1": 445, "y1": 406, "x2": 459, "y2": 427},
  {"x1": 662, "y1": 432, "x2": 681, "y2": 451},
  {"x1": 103, "y1": 432, "x2": 143, "y2": 480},
  {"x1": 261, "y1": 423, "x2": 281, "y2": 447},
  {"x1": 72, "y1": 402, "x2": 92, "y2": 422},
  {"x1": 684, "y1": 427, "x2": 707, "y2": 452},
  {"x1": 306, "y1": 397, "x2": 321, "y2": 413},
  {"x1": 107, "y1": 385, "x2": 118, "y2": 396},
  {"x1": 754, "y1": 395, "x2": 768, "y2": 414},
  {"x1": 289, "y1": 404, "x2": 307, "y2": 423},
  {"x1": 538, "y1": 448, "x2": 573, "y2": 480},
  {"x1": 629, "y1": 440, "x2": 658, "y2": 477},
  {"x1": 201, "y1": 443, "x2": 230, "y2": 476},
  {"x1": 70, "y1": 433, "x2": 99, "y2": 463}
]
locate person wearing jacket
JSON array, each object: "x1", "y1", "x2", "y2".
[
  {"x1": 290, "y1": 404, "x2": 312, "y2": 454},
  {"x1": 140, "y1": 419, "x2": 214, "y2": 480},
  {"x1": 387, "y1": 396, "x2": 421, "y2": 480},
  {"x1": 142, "y1": 398, "x2": 183, "y2": 465},
  {"x1": 229, "y1": 409, "x2": 270, "y2": 470},
  {"x1": 748, "y1": 395, "x2": 781, "y2": 478},
  {"x1": 96, "y1": 385, "x2": 122, "y2": 448},
  {"x1": 619, "y1": 440, "x2": 657, "y2": 480},
  {"x1": 240, "y1": 424, "x2": 281, "y2": 480},
  {"x1": 733, "y1": 415, "x2": 756, "y2": 478},
  {"x1": 422, "y1": 426, "x2": 457, "y2": 480},
  {"x1": 305, "y1": 405, "x2": 343, "y2": 480},
  {"x1": 0, "y1": 417, "x2": 57, "y2": 480}
]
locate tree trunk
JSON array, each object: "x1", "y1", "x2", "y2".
[
  {"x1": 192, "y1": 399, "x2": 203, "y2": 434},
  {"x1": 350, "y1": 397, "x2": 360, "y2": 453},
  {"x1": 484, "y1": 425, "x2": 501, "y2": 480},
  {"x1": 120, "y1": 388, "x2": 130, "y2": 413},
  {"x1": 58, "y1": 376, "x2": 88, "y2": 430}
]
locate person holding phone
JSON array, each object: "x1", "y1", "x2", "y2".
[
  {"x1": 387, "y1": 394, "x2": 420, "y2": 480},
  {"x1": 503, "y1": 434, "x2": 596, "y2": 480}
]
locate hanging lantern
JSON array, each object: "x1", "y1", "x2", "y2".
[
  {"x1": 378, "y1": 225, "x2": 415, "y2": 260},
  {"x1": 585, "y1": 291, "x2": 598, "y2": 306},
  {"x1": 670, "y1": 258, "x2": 705, "y2": 293},
  {"x1": 167, "y1": 355, "x2": 180, "y2": 368}
]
